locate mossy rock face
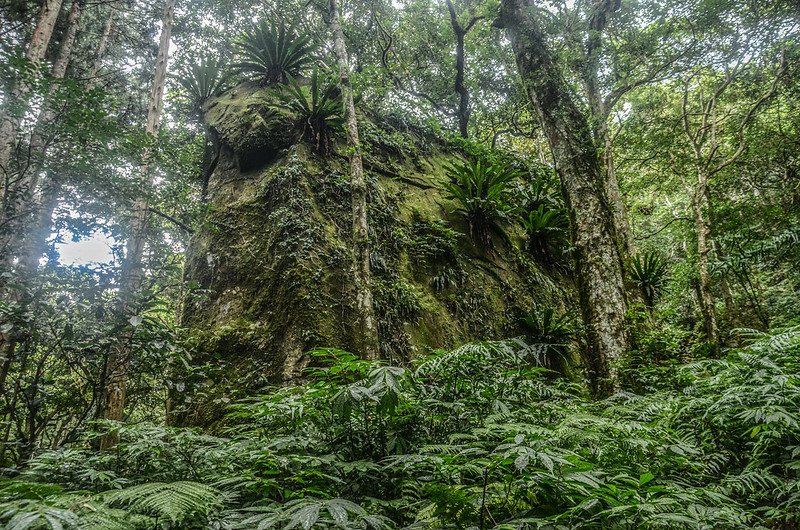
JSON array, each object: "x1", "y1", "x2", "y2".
[
  {"x1": 177, "y1": 84, "x2": 567, "y2": 425},
  {"x1": 203, "y1": 81, "x2": 298, "y2": 171}
]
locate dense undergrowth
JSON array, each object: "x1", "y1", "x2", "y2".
[{"x1": 2, "y1": 328, "x2": 799, "y2": 529}]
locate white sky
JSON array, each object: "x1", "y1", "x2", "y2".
[{"x1": 56, "y1": 231, "x2": 115, "y2": 266}]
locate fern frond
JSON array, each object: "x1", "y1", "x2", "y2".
[{"x1": 102, "y1": 481, "x2": 222, "y2": 524}]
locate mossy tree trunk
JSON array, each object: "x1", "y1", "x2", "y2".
[
  {"x1": 328, "y1": 0, "x2": 380, "y2": 359},
  {"x1": 99, "y1": 0, "x2": 175, "y2": 449},
  {"x1": 497, "y1": 0, "x2": 629, "y2": 396},
  {"x1": 580, "y1": 0, "x2": 634, "y2": 261}
]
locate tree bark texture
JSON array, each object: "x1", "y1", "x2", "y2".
[
  {"x1": 690, "y1": 172, "x2": 720, "y2": 345},
  {"x1": 0, "y1": 0, "x2": 81, "y2": 415},
  {"x1": 328, "y1": 0, "x2": 380, "y2": 360},
  {"x1": 498, "y1": 0, "x2": 629, "y2": 395},
  {"x1": 99, "y1": 0, "x2": 175, "y2": 449},
  {"x1": 580, "y1": 0, "x2": 634, "y2": 260}
]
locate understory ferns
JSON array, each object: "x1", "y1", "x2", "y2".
[
  {"x1": 174, "y1": 56, "x2": 230, "y2": 115},
  {"x1": 278, "y1": 70, "x2": 344, "y2": 153},
  {"x1": 629, "y1": 251, "x2": 669, "y2": 309},
  {"x1": 444, "y1": 159, "x2": 520, "y2": 247},
  {"x1": 521, "y1": 204, "x2": 569, "y2": 266},
  {"x1": 3, "y1": 331, "x2": 800, "y2": 528},
  {"x1": 234, "y1": 19, "x2": 315, "y2": 85}
]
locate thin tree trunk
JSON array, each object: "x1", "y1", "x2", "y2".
[
  {"x1": 498, "y1": 0, "x2": 629, "y2": 396},
  {"x1": 0, "y1": 0, "x2": 65, "y2": 220},
  {"x1": 17, "y1": 2, "x2": 117, "y2": 272},
  {"x1": 0, "y1": 0, "x2": 80, "y2": 408},
  {"x1": 99, "y1": 0, "x2": 176, "y2": 449},
  {"x1": 328, "y1": 0, "x2": 379, "y2": 359},
  {"x1": 89, "y1": 2, "x2": 117, "y2": 83},
  {"x1": 601, "y1": 128, "x2": 634, "y2": 258},
  {"x1": 9, "y1": 1, "x2": 84, "y2": 260}
]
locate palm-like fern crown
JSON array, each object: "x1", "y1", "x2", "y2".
[
  {"x1": 444, "y1": 159, "x2": 520, "y2": 245},
  {"x1": 278, "y1": 69, "x2": 344, "y2": 151},
  {"x1": 522, "y1": 204, "x2": 567, "y2": 235},
  {"x1": 629, "y1": 251, "x2": 668, "y2": 306},
  {"x1": 175, "y1": 56, "x2": 229, "y2": 112},
  {"x1": 234, "y1": 20, "x2": 315, "y2": 85}
]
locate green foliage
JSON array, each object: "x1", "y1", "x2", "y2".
[
  {"x1": 520, "y1": 306, "x2": 574, "y2": 365},
  {"x1": 174, "y1": 56, "x2": 230, "y2": 114},
  {"x1": 234, "y1": 20, "x2": 316, "y2": 85},
  {"x1": 629, "y1": 251, "x2": 669, "y2": 308},
  {"x1": 405, "y1": 214, "x2": 464, "y2": 292},
  {"x1": 277, "y1": 70, "x2": 344, "y2": 152},
  {"x1": 444, "y1": 159, "x2": 521, "y2": 246},
  {"x1": 0, "y1": 500, "x2": 78, "y2": 530},
  {"x1": 103, "y1": 481, "x2": 222, "y2": 524},
  {"x1": 5, "y1": 330, "x2": 800, "y2": 527},
  {"x1": 521, "y1": 204, "x2": 569, "y2": 265}
]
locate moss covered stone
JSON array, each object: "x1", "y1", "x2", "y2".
[{"x1": 177, "y1": 83, "x2": 564, "y2": 424}]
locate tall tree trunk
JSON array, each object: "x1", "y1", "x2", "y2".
[
  {"x1": 690, "y1": 171, "x2": 719, "y2": 345},
  {"x1": 10, "y1": 0, "x2": 84, "y2": 259},
  {"x1": 445, "y1": 0, "x2": 481, "y2": 138},
  {"x1": 0, "y1": 0, "x2": 80, "y2": 410},
  {"x1": 0, "y1": 0, "x2": 65, "y2": 226},
  {"x1": 88, "y1": 2, "x2": 117, "y2": 82},
  {"x1": 99, "y1": 0, "x2": 175, "y2": 449},
  {"x1": 328, "y1": 0, "x2": 379, "y2": 359},
  {"x1": 17, "y1": 0, "x2": 113, "y2": 272},
  {"x1": 581, "y1": 0, "x2": 634, "y2": 260},
  {"x1": 497, "y1": 0, "x2": 629, "y2": 396}
]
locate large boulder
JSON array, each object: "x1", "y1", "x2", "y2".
[{"x1": 174, "y1": 84, "x2": 566, "y2": 425}]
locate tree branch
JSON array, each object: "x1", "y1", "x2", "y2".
[{"x1": 147, "y1": 207, "x2": 194, "y2": 234}]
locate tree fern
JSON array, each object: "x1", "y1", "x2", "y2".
[
  {"x1": 102, "y1": 481, "x2": 222, "y2": 525},
  {"x1": 0, "y1": 500, "x2": 78, "y2": 530}
]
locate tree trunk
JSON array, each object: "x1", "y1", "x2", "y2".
[
  {"x1": 602, "y1": 134, "x2": 634, "y2": 258},
  {"x1": 690, "y1": 171, "x2": 720, "y2": 345},
  {"x1": 99, "y1": 0, "x2": 175, "y2": 449},
  {"x1": 89, "y1": 2, "x2": 117, "y2": 83},
  {"x1": 8, "y1": 1, "x2": 84, "y2": 262},
  {"x1": 0, "y1": 0, "x2": 80, "y2": 411},
  {"x1": 445, "y1": 0, "x2": 471, "y2": 138},
  {"x1": 580, "y1": 0, "x2": 634, "y2": 260},
  {"x1": 497, "y1": 0, "x2": 629, "y2": 396},
  {"x1": 328, "y1": 0, "x2": 380, "y2": 360},
  {"x1": 16, "y1": 2, "x2": 116, "y2": 272},
  {"x1": 0, "y1": 0, "x2": 65, "y2": 219}
]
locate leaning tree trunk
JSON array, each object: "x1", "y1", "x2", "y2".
[
  {"x1": 0, "y1": 0, "x2": 80, "y2": 409},
  {"x1": 17, "y1": 0, "x2": 115, "y2": 273},
  {"x1": 0, "y1": 0, "x2": 65, "y2": 263},
  {"x1": 497, "y1": 0, "x2": 629, "y2": 396},
  {"x1": 99, "y1": 0, "x2": 175, "y2": 450},
  {"x1": 328, "y1": 0, "x2": 380, "y2": 359},
  {"x1": 9, "y1": 0, "x2": 84, "y2": 264}
]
